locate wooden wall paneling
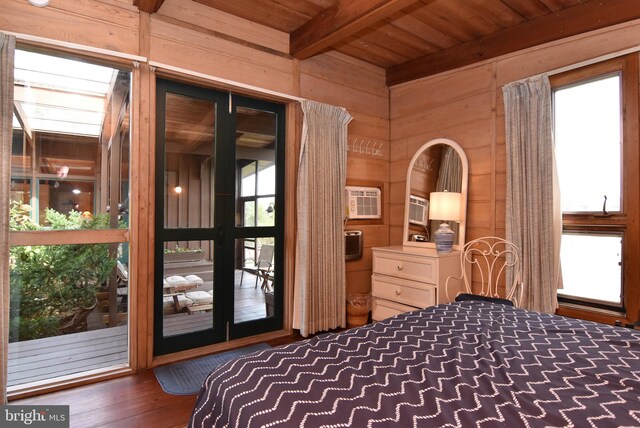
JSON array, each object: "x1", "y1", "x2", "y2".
[
  {"x1": 496, "y1": 19, "x2": 640, "y2": 86},
  {"x1": 299, "y1": 51, "x2": 388, "y2": 98},
  {"x1": 345, "y1": 270, "x2": 375, "y2": 295},
  {"x1": 347, "y1": 157, "x2": 389, "y2": 181},
  {"x1": 347, "y1": 114, "x2": 389, "y2": 143},
  {"x1": 468, "y1": 174, "x2": 492, "y2": 202},
  {"x1": 389, "y1": 159, "x2": 409, "y2": 183},
  {"x1": 389, "y1": 181, "x2": 406, "y2": 206},
  {"x1": 345, "y1": 247, "x2": 373, "y2": 273},
  {"x1": 299, "y1": 74, "x2": 388, "y2": 118},
  {"x1": 1, "y1": 0, "x2": 140, "y2": 56},
  {"x1": 149, "y1": 19, "x2": 295, "y2": 96},
  {"x1": 157, "y1": 0, "x2": 289, "y2": 54},
  {"x1": 391, "y1": 64, "x2": 493, "y2": 120},
  {"x1": 391, "y1": 91, "x2": 493, "y2": 141}
]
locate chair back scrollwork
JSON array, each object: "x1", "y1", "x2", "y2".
[{"x1": 446, "y1": 236, "x2": 524, "y2": 307}]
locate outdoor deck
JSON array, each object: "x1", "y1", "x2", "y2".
[
  {"x1": 8, "y1": 275, "x2": 269, "y2": 388},
  {"x1": 7, "y1": 325, "x2": 128, "y2": 388}
]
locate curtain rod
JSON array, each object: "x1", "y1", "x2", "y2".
[{"x1": 5, "y1": 31, "x2": 147, "y2": 63}]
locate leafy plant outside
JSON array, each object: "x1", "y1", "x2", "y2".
[{"x1": 9, "y1": 203, "x2": 116, "y2": 342}]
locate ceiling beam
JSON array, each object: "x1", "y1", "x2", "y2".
[
  {"x1": 387, "y1": 0, "x2": 640, "y2": 86},
  {"x1": 134, "y1": 0, "x2": 165, "y2": 14},
  {"x1": 290, "y1": 0, "x2": 424, "y2": 60}
]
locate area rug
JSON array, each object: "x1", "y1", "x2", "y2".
[{"x1": 154, "y1": 343, "x2": 271, "y2": 395}]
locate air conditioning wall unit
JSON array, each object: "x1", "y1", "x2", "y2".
[
  {"x1": 345, "y1": 186, "x2": 381, "y2": 220},
  {"x1": 408, "y1": 194, "x2": 429, "y2": 226}
]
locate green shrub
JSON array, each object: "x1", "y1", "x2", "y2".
[{"x1": 9, "y1": 203, "x2": 116, "y2": 341}]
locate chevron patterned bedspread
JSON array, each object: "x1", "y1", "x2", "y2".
[{"x1": 188, "y1": 301, "x2": 640, "y2": 428}]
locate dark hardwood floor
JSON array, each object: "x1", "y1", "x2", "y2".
[
  {"x1": 11, "y1": 334, "x2": 303, "y2": 428},
  {"x1": 12, "y1": 369, "x2": 196, "y2": 428}
]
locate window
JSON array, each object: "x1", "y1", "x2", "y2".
[
  {"x1": 8, "y1": 48, "x2": 132, "y2": 389},
  {"x1": 551, "y1": 56, "x2": 639, "y2": 320}
]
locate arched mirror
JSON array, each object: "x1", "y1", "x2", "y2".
[{"x1": 402, "y1": 138, "x2": 468, "y2": 250}]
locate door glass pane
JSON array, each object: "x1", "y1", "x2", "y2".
[
  {"x1": 162, "y1": 240, "x2": 214, "y2": 337},
  {"x1": 554, "y1": 75, "x2": 621, "y2": 212},
  {"x1": 257, "y1": 197, "x2": 275, "y2": 227},
  {"x1": 235, "y1": 238, "x2": 275, "y2": 323},
  {"x1": 241, "y1": 162, "x2": 256, "y2": 197},
  {"x1": 257, "y1": 161, "x2": 275, "y2": 195},
  {"x1": 558, "y1": 233, "x2": 622, "y2": 305},
  {"x1": 164, "y1": 93, "x2": 216, "y2": 229},
  {"x1": 243, "y1": 200, "x2": 255, "y2": 226},
  {"x1": 235, "y1": 107, "x2": 276, "y2": 227}
]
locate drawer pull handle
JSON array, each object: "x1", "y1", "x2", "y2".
[
  {"x1": 396, "y1": 264, "x2": 403, "y2": 271},
  {"x1": 395, "y1": 289, "x2": 401, "y2": 296}
]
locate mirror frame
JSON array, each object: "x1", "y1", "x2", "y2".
[{"x1": 402, "y1": 138, "x2": 469, "y2": 250}]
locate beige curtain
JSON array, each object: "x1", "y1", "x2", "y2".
[
  {"x1": 1, "y1": 32, "x2": 15, "y2": 404},
  {"x1": 503, "y1": 74, "x2": 562, "y2": 313},
  {"x1": 293, "y1": 100, "x2": 352, "y2": 337}
]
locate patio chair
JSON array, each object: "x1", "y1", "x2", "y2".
[
  {"x1": 116, "y1": 261, "x2": 129, "y2": 306},
  {"x1": 240, "y1": 244, "x2": 274, "y2": 291}
]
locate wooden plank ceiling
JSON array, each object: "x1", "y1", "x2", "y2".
[{"x1": 135, "y1": 0, "x2": 640, "y2": 86}]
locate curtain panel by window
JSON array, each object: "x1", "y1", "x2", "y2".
[
  {"x1": 503, "y1": 75, "x2": 562, "y2": 314},
  {"x1": 0, "y1": 32, "x2": 16, "y2": 404},
  {"x1": 293, "y1": 100, "x2": 352, "y2": 337}
]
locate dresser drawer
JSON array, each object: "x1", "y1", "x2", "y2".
[
  {"x1": 372, "y1": 298, "x2": 416, "y2": 321},
  {"x1": 372, "y1": 274, "x2": 436, "y2": 309},
  {"x1": 373, "y1": 252, "x2": 437, "y2": 284}
]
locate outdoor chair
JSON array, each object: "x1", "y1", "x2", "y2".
[{"x1": 240, "y1": 244, "x2": 274, "y2": 291}]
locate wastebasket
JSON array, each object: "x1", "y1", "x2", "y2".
[{"x1": 346, "y1": 292, "x2": 371, "y2": 328}]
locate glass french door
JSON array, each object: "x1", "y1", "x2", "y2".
[
  {"x1": 154, "y1": 80, "x2": 284, "y2": 355},
  {"x1": 227, "y1": 95, "x2": 285, "y2": 339}
]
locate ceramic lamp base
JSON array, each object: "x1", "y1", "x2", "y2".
[{"x1": 434, "y1": 222, "x2": 455, "y2": 253}]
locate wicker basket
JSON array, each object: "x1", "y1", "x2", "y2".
[{"x1": 346, "y1": 293, "x2": 371, "y2": 328}]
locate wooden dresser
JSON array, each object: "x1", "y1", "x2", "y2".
[{"x1": 371, "y1": 246, "x2": 463, "y2": 321}]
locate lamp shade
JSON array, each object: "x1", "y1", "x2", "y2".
[{"x1": 429, "y1": 191, "x2": 462, "y2": 221}]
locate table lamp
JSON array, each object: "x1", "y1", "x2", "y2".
[{"x1": 429, "y1": 191, "x2": 462, "y2": 253}]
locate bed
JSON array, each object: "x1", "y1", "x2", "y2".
[{"x1": 188, "y1": 300, "x2": 640, "y2": 427}]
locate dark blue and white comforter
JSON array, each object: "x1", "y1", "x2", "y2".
[{"x1": 189, "y1": 301, "x2": 640, "y2": 427}]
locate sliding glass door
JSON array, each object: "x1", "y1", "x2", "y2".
[{"x1": 154, "y1": 80, "x2": 284, "y2": 355}]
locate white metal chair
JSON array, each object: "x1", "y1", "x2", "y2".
[
  {"x1": 446, "y1": 236, "x2": 524, "y2": 307},
  {"x1": 241, "y1": 244, "x2": 274, "y2": 291}
]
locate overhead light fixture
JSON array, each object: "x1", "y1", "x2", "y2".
[
  {"x1": 174, "y1": 186, "x2": 182, "y2": 194},
  {"x1": 72, "y1": 189, "x2": 81, "y2": 195},
  {"x1": 27, "y1": 0, "x2": 50, "y2": 7}
]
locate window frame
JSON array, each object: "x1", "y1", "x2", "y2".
[{"x1": 551, "y1": 55, "x2": 640, "y2": 324}]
